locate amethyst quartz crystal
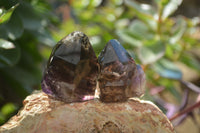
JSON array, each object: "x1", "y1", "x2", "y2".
[
  {"x1": 41, "y1": 31, "x2": 145, "y2": 103},
  {"x1": 98, "y1": 39, "x2": 145, "y2": 102},
  {"x1": 41, "y1": 31, "x2": 98, "y2": 103}
]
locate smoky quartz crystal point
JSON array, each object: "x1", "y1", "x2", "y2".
[
  {"x1": 41, "y1": 32, "x2": 145, "y2": 103},
  {"x1": 41, "y1": 31, "x2": 98, "y2": 103},
  {"x1": 98, "y1": 39, "x2": 145, "y2": 102}
]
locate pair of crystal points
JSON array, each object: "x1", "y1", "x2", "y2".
[{"x1": 41, "y1": 31, "x2": 145, "y2": 103}]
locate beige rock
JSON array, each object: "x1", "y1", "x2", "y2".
[{"x1": 0, "y1": 91, "x2": 175, "y2": 133}]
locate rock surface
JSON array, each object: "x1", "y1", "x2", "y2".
[{"x1": 0, "y1": 91, "x2": 175, "y2": 133}]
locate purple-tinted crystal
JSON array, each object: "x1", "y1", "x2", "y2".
[
  {"x1": 98, "y1": 39, "x2": 145, "y2": 102},
  {"x1": 41, "y1": 31, "x2": 98, "y2": 103}
]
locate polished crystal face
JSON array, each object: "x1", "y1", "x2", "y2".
[
  {"x1": 98, "y1": 39, "x2": 145, "y2": 102},
  {"x1": 41, "y1": 31, "x2": 98, "y2": 103}
]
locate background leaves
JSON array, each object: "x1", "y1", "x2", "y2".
[
  {"x1": 0, "y1": 0, "x2": 53, "y2": 125},
  {"x1": 0, "y1": 4, "x2": 18, "y2": 24}
]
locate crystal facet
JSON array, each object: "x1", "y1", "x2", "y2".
[
  {"x1": 128, "y1": 64, "x2": 146, "y2": 97},
  {"x1": 98, "y1": 39, "x2": 145, "y2": 102},
  {"x1": 41, "y1": 31, "x2": 98, "y2": 103}
]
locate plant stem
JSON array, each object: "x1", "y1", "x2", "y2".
[
  {"x1": 157, "y1": 5, "x2": 164, "y2": 37},
  {"x1": 169, "y1": 101, "x2": 200, "y2": 121}
]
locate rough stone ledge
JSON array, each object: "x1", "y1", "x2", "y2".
[{"x1": 0, "y1": 91, "x2": 175, "y2": 133}]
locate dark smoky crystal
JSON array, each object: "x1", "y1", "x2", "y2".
[
  {"x1": 41, "y1": 31, "x2": 98, "y2": 103},
  {"x1": 98, "y1": 39, "x2": 145, "y2": 102}
]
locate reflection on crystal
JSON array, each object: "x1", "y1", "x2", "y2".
[
  {"x1": 82, "y1": 95, "x2": 95, "y2": 101},
  {"x1": 41, "y1": 31, "x2": 98, "y2": 103},
  {"x1": 98, "y1": 39, "x2": 145, "y2": 102}
]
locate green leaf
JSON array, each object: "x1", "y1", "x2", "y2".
[
  {"x1": 0, "y1": 4, "x2": 19, "y2": 24},
  {"x1": 162, "y1": 0, "x2": 182, "y2": 19},
  {"x1": 17, "y1": 2, "x2": 43, "y2": 30},
  {"x1": 117, "y1": 20, "x2": 154, "y2": 48},
  {"x1": 152, "y1": 58, "x2": 182, "y2": 79},
  {"x1": 0, "y1": 39, "x2": 15, "y2": 49},
  {"x1": 183, "y1": 36, "x2": 199, "y2": 46},
  {"x1": 153, "y1": 0, "x2": 170, "y2": 6},
  {"x1": 0, "y1": 25, "x2": 8, "y2": 38},
  {"x1": 169, "y1": 17, "x2": 187, "y2": 44},
  {"x1": 165, "y1": 44, "x2": 173, "y2": 57},
  {"x1": 4, "y1": 66, "x2": 40, "y2": 90},
  {"x1": 125, "y1": 0, "x2": 157, "y2": 30},
  {"x1": 5, "y1": 13, "x2": 24, "y2": 40},
  {"x1": 0, "y1": 43, "x2": 20, "y2": 67},
  {"x1": 180, "y1": 54, "x2": 200, "y2": 72},
  {"x1": 0, "y1": 112, "x2": 5, "y2": 124},
  {"x1": 32, "y1": 29, "x2": 55, "y2": 47},
  {"x1": 1, "y1": 103, "x2": 17, "y2": 116},
  {"x1": 0, "y1": 65, "x2": 41, "y2": 97},
  {"x1": 129, "y1": 20, "x2": 154, "y2": 40},
  {"x1": 125, "y1": 0, "x2": 156, "y2": 16},
  {"x1": 138, "y1": 40, "x2": 166, "y2": 64},
  {"x1": 167, "y1": 86, "x2": 181, "y2": 101},
  {"x1": 117, "y1": 29, "x2": 143, "y2": 47}
]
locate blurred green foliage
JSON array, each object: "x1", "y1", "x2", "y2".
[
  {"x1": 0, "y1": 0, "x2": 200, "y2": 126},
  {"x1": 0, "y1": 0, "x2": 55, "y2": 125}
]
